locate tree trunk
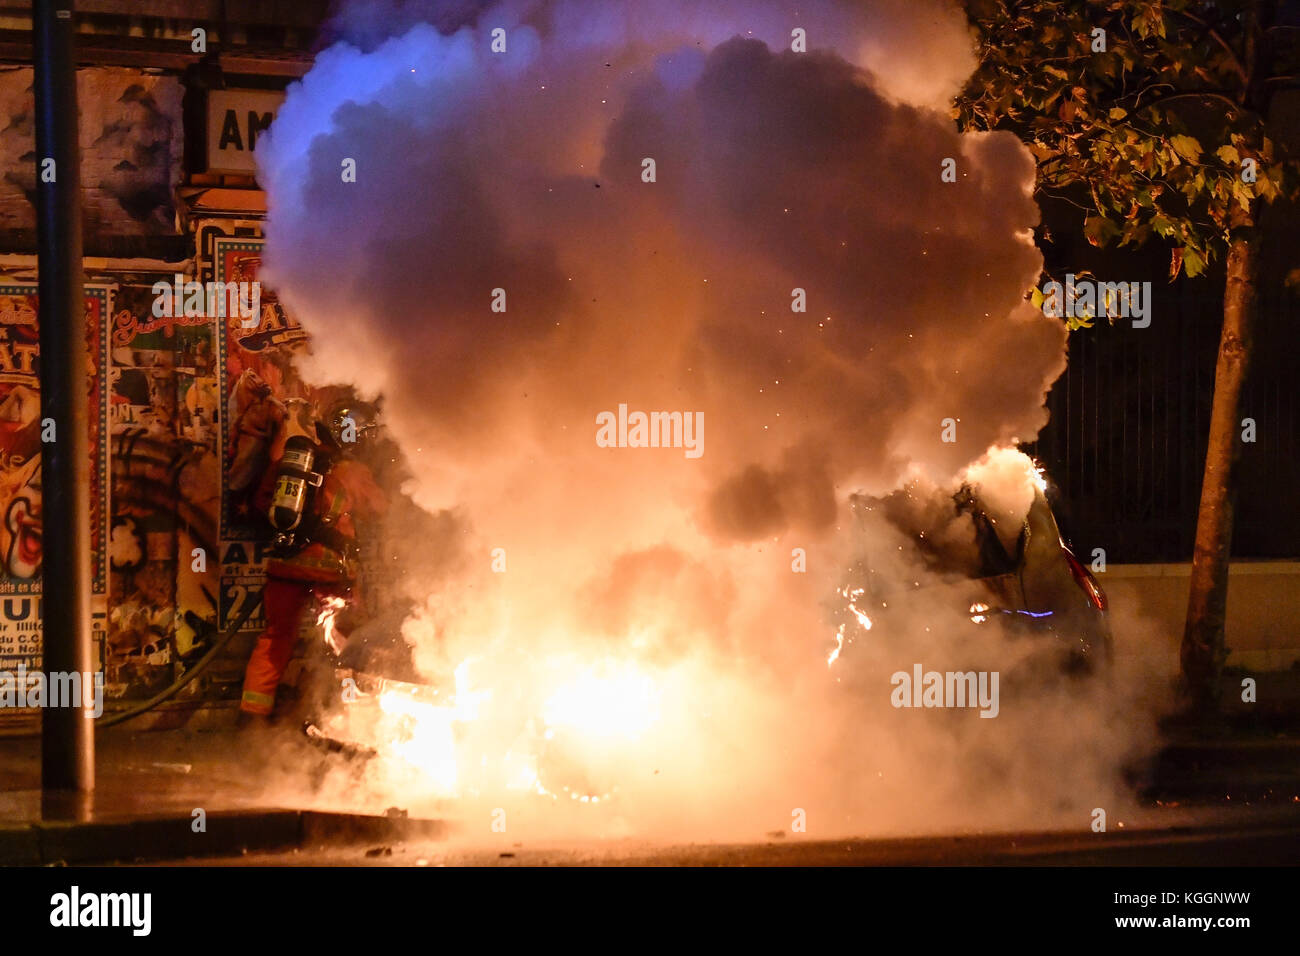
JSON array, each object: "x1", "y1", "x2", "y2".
[{"x1": 1181, "y1": 236, "x2": 1260, "y2": 712}]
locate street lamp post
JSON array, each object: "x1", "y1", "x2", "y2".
[{"x1": 33, "y1": 0, "x2": 94, "y2": 804}]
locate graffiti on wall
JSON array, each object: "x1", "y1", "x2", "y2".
[
  {"x1": 107, "y1": 283, "x2": 223, "y2": 701},
  {"x1": 0, "y1": 242, "x2": 405, "y2": 720},
  {"x1": 0, "y1": 286, "x2": 110, "y2": 722},
  {"x1": 215, "y1": 237, "x2": 315, "y2": 638}
]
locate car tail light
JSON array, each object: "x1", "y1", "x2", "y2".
[{"x1": 1063, "y1": 548, "x2": 1107, "y2": 612}]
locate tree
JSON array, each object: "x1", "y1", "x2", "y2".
[{"x1": 954, "y1": 0, "x2": 1299, "y2": 711}]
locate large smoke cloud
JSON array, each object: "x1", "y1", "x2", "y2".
[
  {"x1": 253, "y1": 1, "x2": 1160, "y2": 839},
  {"x1": 260, "y1": 0, "x2": 1062, "y2": 525}
]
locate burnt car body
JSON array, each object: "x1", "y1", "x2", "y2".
[{"x1": 843, "y1": 481, "x2": 1111, "y2": 675}]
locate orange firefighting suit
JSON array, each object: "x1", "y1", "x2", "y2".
[{"x1": 240, "y1": 456, "x2": 386, "y2": 715}]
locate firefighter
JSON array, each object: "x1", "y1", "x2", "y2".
[{"x1": 239, "y1": 399, "x2": 387, "y2": 720}]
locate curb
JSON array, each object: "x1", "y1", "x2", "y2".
[
  {"x1": 0, "y1": 809, "x2": 450, "y2": 866},
  {"x1": 1144, "y1": 739, "x2": 1300, "y2": 801}
]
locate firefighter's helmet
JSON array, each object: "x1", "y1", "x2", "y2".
[{"x1": 324, "y1": 400, "x2": 380, "y2": 452}]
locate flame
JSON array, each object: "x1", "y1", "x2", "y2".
[
  {"x1": 542, "y1": 660, "x2": 661, "y2": 742},
  {"x1": 827, "y1": 626, "x2": 845, "y2": 667},
  {"x1": 828, "y1": 584, "x2": 872, "y2": 667},
  {"x1": 317, "y1": 595, "x2": 348, "y2": 654},
  {"x1": 376, "y1": 687, "x2": 459, "y2": 792},
  {"x1": 348, "y1": 655, "x2": 665, "y2": 801},
  {"x1": 369, "y1": 661, "x2": 491, "y2": 795},
  {"x1": 1031, "y1": 460, "x2": 1048, "y2": 494}
]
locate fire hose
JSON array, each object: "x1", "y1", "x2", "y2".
[
  {"x1": 96, "y1": 598, "x2": 261, "y2": 728},
  {"x1": 85, "y1": 430, "x2": 252, "y2": 728},
  {"x1": 29, "y1": 432, "x2": 361, "y2": 732}
]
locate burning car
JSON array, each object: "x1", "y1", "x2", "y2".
[{"x1": 835, "y1": 462, "x2": 1111, "y2": 677}]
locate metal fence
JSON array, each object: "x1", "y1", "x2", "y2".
[{"x1": 1025, "y1": 281, "x2": 1299, "y2": 564}]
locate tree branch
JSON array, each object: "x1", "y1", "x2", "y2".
[
  {"x1": 1142, "y1": 90, "x2": 1253, "y2": 117},
  {"x1": 1167, "y1": 6, "x2": 1251, "y2": 88}
]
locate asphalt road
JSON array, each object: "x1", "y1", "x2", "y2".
[{"x1": 148, "y1": 802, "x2": 1300, "y2": 866}]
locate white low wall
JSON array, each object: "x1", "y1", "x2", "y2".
[{"x1": 1103, "y1": 561, "x2": 1300, "y2": 671}]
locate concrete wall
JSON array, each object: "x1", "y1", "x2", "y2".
[
  {"x1": 0, "y1": 67, "x2": 183, "y2": 240},
  {"x1": 1104, "y1": 562, "x2": 1300, "y2": 672}
]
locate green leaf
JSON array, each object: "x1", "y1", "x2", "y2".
[
  {"x1": 1083, "y1": 215, "x2": 1120, "y2": 247},
  {"x1": 1182, "y1": 246, "x2": 1208, "y2": 277},
  {"x1": 1231, "y1": 178, "x2": 1255, "y2": 213}
]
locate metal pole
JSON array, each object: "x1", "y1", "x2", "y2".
[{"x1": 33, "y1": 0, "x2": 93, "y2": 799}]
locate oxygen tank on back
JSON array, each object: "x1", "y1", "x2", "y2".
[{"x1": 268, "y1": 434, "x2": 323, "y2": 539}]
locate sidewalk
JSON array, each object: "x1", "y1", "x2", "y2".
[
  {"x1": 4, "y1": 703, "x2": 1300, "y2": 864},
  {"x1": 0, "y1": 721, "x2": 449, "y2": 865},
  {"x1": 1137, "y1": 668, "x2": 1300, "y2": 795},
  {"x1": 1143, "y1": 734, "x2": 1300, "y2": 802}
]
